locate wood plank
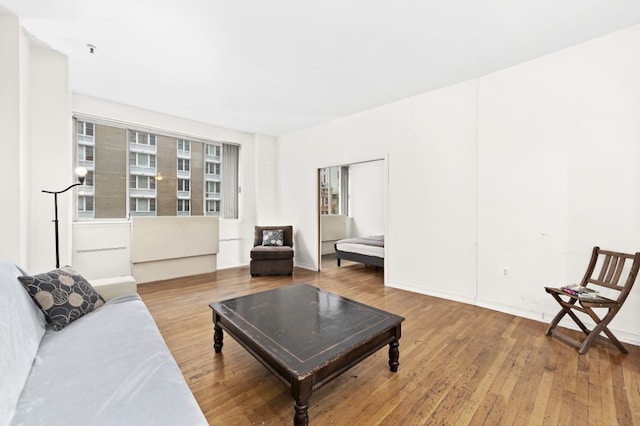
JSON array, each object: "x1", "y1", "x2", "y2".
[{"x1": 137, "y1": 256, "x2": 640, "y2": 425}]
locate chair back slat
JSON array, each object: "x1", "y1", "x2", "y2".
[
  {"x1": 584, "y1": 247, "x2": 640, "y2": 299},
  {"x1": 610, "y1": 258, "x2": 626, "y2": 285},
  {"x1": 598, "y1": 255, "x2": 623, "y2": 286},
  {"x1": 598, "y1": 254, "x2": 613, "y2": 283}
]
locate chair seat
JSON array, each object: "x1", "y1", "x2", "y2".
[{"x1": 250, "y1": 246, "x2": 294, "y2": 260}]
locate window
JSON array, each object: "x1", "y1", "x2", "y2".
[
  {"x1": 319, "y1": 166, "x2": 348, "y2": 215},
  {"x1": 206, "y1": 162, "x2": 220, "y2": 175},
  {"x1": 74, "y1": 118, "x2": 240, "y2": 220},
  {"x1": 206, "y1": 144, "x2": 220, "y2": 157},
  {"x1": 206, "y1": 200, "x2": 220, "y2": 215},
  {"x1": 84, "y1": 170, "x2": 94, "y2": 187},
  {"x1": 177, "y1": 199, "x2": 190, "y2": 214},
  {"x1": 130, "y1": 197, "x2": 156, "y2": 213},
  {"x1": 129, "y1": 131, "x2": 156, "y2": 146},
  {"x1": 206, "y1": 181, "x2": 220, "y2": 197},
  {"x1": 130, "y1": 152, "x2": 156, "y2": 168},
  {"x1": 78, "y1": 121, "x2": 94, "y2": 137},
  {"x1": 178, "y1": 158, "x2": 190, "y2": 172},
  {"x1": 177, "y1": 179, "x2": 190, "y2": 192},
  {"x1": 78, "y1": 145, "x2": 94, "y2": 162},
  {"x1": 78, "y1": 196, "x2": 94, "y2": 212},
  {"x1": 130, "y1": 175, "x2": 156, "y2": 190}
]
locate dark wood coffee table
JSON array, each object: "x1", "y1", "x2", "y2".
[{"x1": 209, "y1": 283, "x2": 404, "y2": 425}]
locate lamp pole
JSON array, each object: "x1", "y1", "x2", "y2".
[{"x1": 42, "y1": 168, "x2": 87, "y2": 269}]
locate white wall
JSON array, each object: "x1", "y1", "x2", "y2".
[
  {"x1": 476, "y1": 25, "x2": 640, "y2": 338},
  {"x1": 29, "y1": 45, "x2": 73, "y2": 274},
  {"x1": 0, "y1": 12, "x2": 24, "y2": 266},
  {"x1": 349, "y1": 160, "x2": 385, "y2": 238},
  {"x1": 0, "y1": 11, "x2": 72, "y2": 273},
  {"x1": 278, "y1": 25, "x2": 640, "y2": 344},
  {"x1": 280, "y1": 80, "x2": 478, "y2": 285},
  {"x1": 253, "y1": 133, "x2": 279, "y2": 224}
]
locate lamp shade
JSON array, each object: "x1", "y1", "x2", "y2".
[{"x1": 75, "y1": 167, "x2": 88, "y2": 178}]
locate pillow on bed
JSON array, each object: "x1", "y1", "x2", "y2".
[{"x1": 262, "y1": 229, "x2": 284, "y2": 246}]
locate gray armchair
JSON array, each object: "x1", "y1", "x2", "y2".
[{"x1": 250, "y1": 226, "x2": 294, "y2": 276}]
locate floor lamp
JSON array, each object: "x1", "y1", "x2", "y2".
[{"x1": 42, "y1": 167, "x2": 88, "y2": 268}]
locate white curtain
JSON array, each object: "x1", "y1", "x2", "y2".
[{"x1": 222, "y1": 143, "x2": 239, "y2": 219}]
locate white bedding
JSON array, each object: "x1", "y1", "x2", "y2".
[{"x1": 336, "y1": 241, "x2": 384, "y2": 258}]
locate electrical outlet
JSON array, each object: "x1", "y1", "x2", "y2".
[{"x1": 503, "y1": 268, "x2": 508, "y2": 276}]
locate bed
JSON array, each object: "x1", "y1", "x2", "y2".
[{"x1": 334, "y1": 235, "x2": 384, "y2": 268}]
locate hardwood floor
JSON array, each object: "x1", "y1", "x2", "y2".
[{"x1": 138, "y1": 257, "x2": 640, "y2": 425}]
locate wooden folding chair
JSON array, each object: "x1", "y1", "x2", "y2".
[{"x1": 544, "y1": 246, "x2": 640, "y2": 355}]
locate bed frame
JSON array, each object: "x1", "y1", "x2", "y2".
[{"x1": 335, "y1": 245, "x2": 384, "y2": 268}]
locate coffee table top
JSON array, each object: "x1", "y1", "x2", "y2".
[{"x1": 209, "y1": 283, "x2": 404, "y2": 377}]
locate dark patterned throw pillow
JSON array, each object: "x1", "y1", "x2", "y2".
[
  {"x1": 18, "y1": 266, "x2": 105, "y2": 331},
  {"x1": 262, "y1": 229, "x2": 284, "y2": 246}
]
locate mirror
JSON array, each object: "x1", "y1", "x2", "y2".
[{"x1": 318, "y1": 159, "x2": 385, "y2": 270}]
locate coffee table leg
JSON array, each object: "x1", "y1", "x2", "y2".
[
  {"x1": 291, "y1": 380, "x2": 311, "y2": 426},
  {"x1": 214, "y1": 324, "x2": 224, "y2": 353},
  {"x1": 293, "y1": 401, "x2": 309, "y2": 426},
  {"x1": 388, "y1": 340, "x2": 399, "y2": 372}
]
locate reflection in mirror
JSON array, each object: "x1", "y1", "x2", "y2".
[{"x1": 318, "y1": 160, "x2": 384, "y2": 269}]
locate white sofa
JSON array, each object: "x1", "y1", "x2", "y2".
[{"x1": 0, "y1": 261, "x2": 208, "y2": 426}]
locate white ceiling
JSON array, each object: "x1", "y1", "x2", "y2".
[{"x1": 3, "y1": 1, "x2": 640, "y2": 136}]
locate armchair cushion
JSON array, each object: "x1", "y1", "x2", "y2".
[{"x1": 251, "y1": 246, "x2": 294, "y2": 260}]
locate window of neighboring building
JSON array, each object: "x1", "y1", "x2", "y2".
[
  {"x1": 130, "y1": 175, "x2": 156, "y2": 190},
  {"x1": 130, "y1": 197, "x2": 156, "y2": 214},
  {"x1": 177, "y1": 199, "x2": 190, "y2": 214},
  {"x1": 78, "y1": 121, "x2": 94, "y2": 137},
  {"x1": 177, "y1": 139, "x2": 190, "y2": 152},
  {"x1": 206, "y1": 162, "x2": 220, "y2": 175},
  {"x1": 129, "y1": 131, "x2": 156, "y2": 146},
  {"x1": 206, "y1": 181, "x2": 220, "y2": 197},
  {"x1": 177, "y1": 178, "x2": 190, "y2": 192},
  {"x1": 178, "y1": 158, "x2": 190, "y2": 172},
  {"x1": 78, "y1": 145, "x2": 94, "y2": 162},
  {"x1": 78, "y1": 196, "x2": 94, "y2": 212},
  {"x1": 84, "y1": 170, "x2": 94, "y2": 187},
  {"x1": 130, "y1": 152, "x2": 156, "y2": 168},
  {"x1": 206, "y1": 144, "x2": 220, "y2": 157},
  {"x1": 206, "y1": 200, "x2": 220, "y2": 215}
]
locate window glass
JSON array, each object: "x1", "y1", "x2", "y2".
[
  {"x1": 178, "y1": 178, "x2": 190, "y2": 192},
  {"x1": 75, "y1": 119, "x2": 239, "y2": 219}
]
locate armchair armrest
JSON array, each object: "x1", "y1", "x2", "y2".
[{"x1": 90, "y1": 275, "x2": 137, "y2": 301}]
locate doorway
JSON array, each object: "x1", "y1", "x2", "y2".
[{"x1": 317, "y1": 159, "x2": 386, "y2": 271}]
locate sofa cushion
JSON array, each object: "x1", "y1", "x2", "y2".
[
  {"x1": 0, "y1": 261, "x2": 46, "y2": 423},
  {"x1": 250, "y1": 245, "x2": 294, "y2": 260},
  {"x1": 262, "y1": 229, "x2": 284, "y2": 246},
  {"x1": 11, "y1": 294, "x2": 208, "y2": 426},
  {"x1": 18, "y1": 266, "x2": 105, "y2": 331}
]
